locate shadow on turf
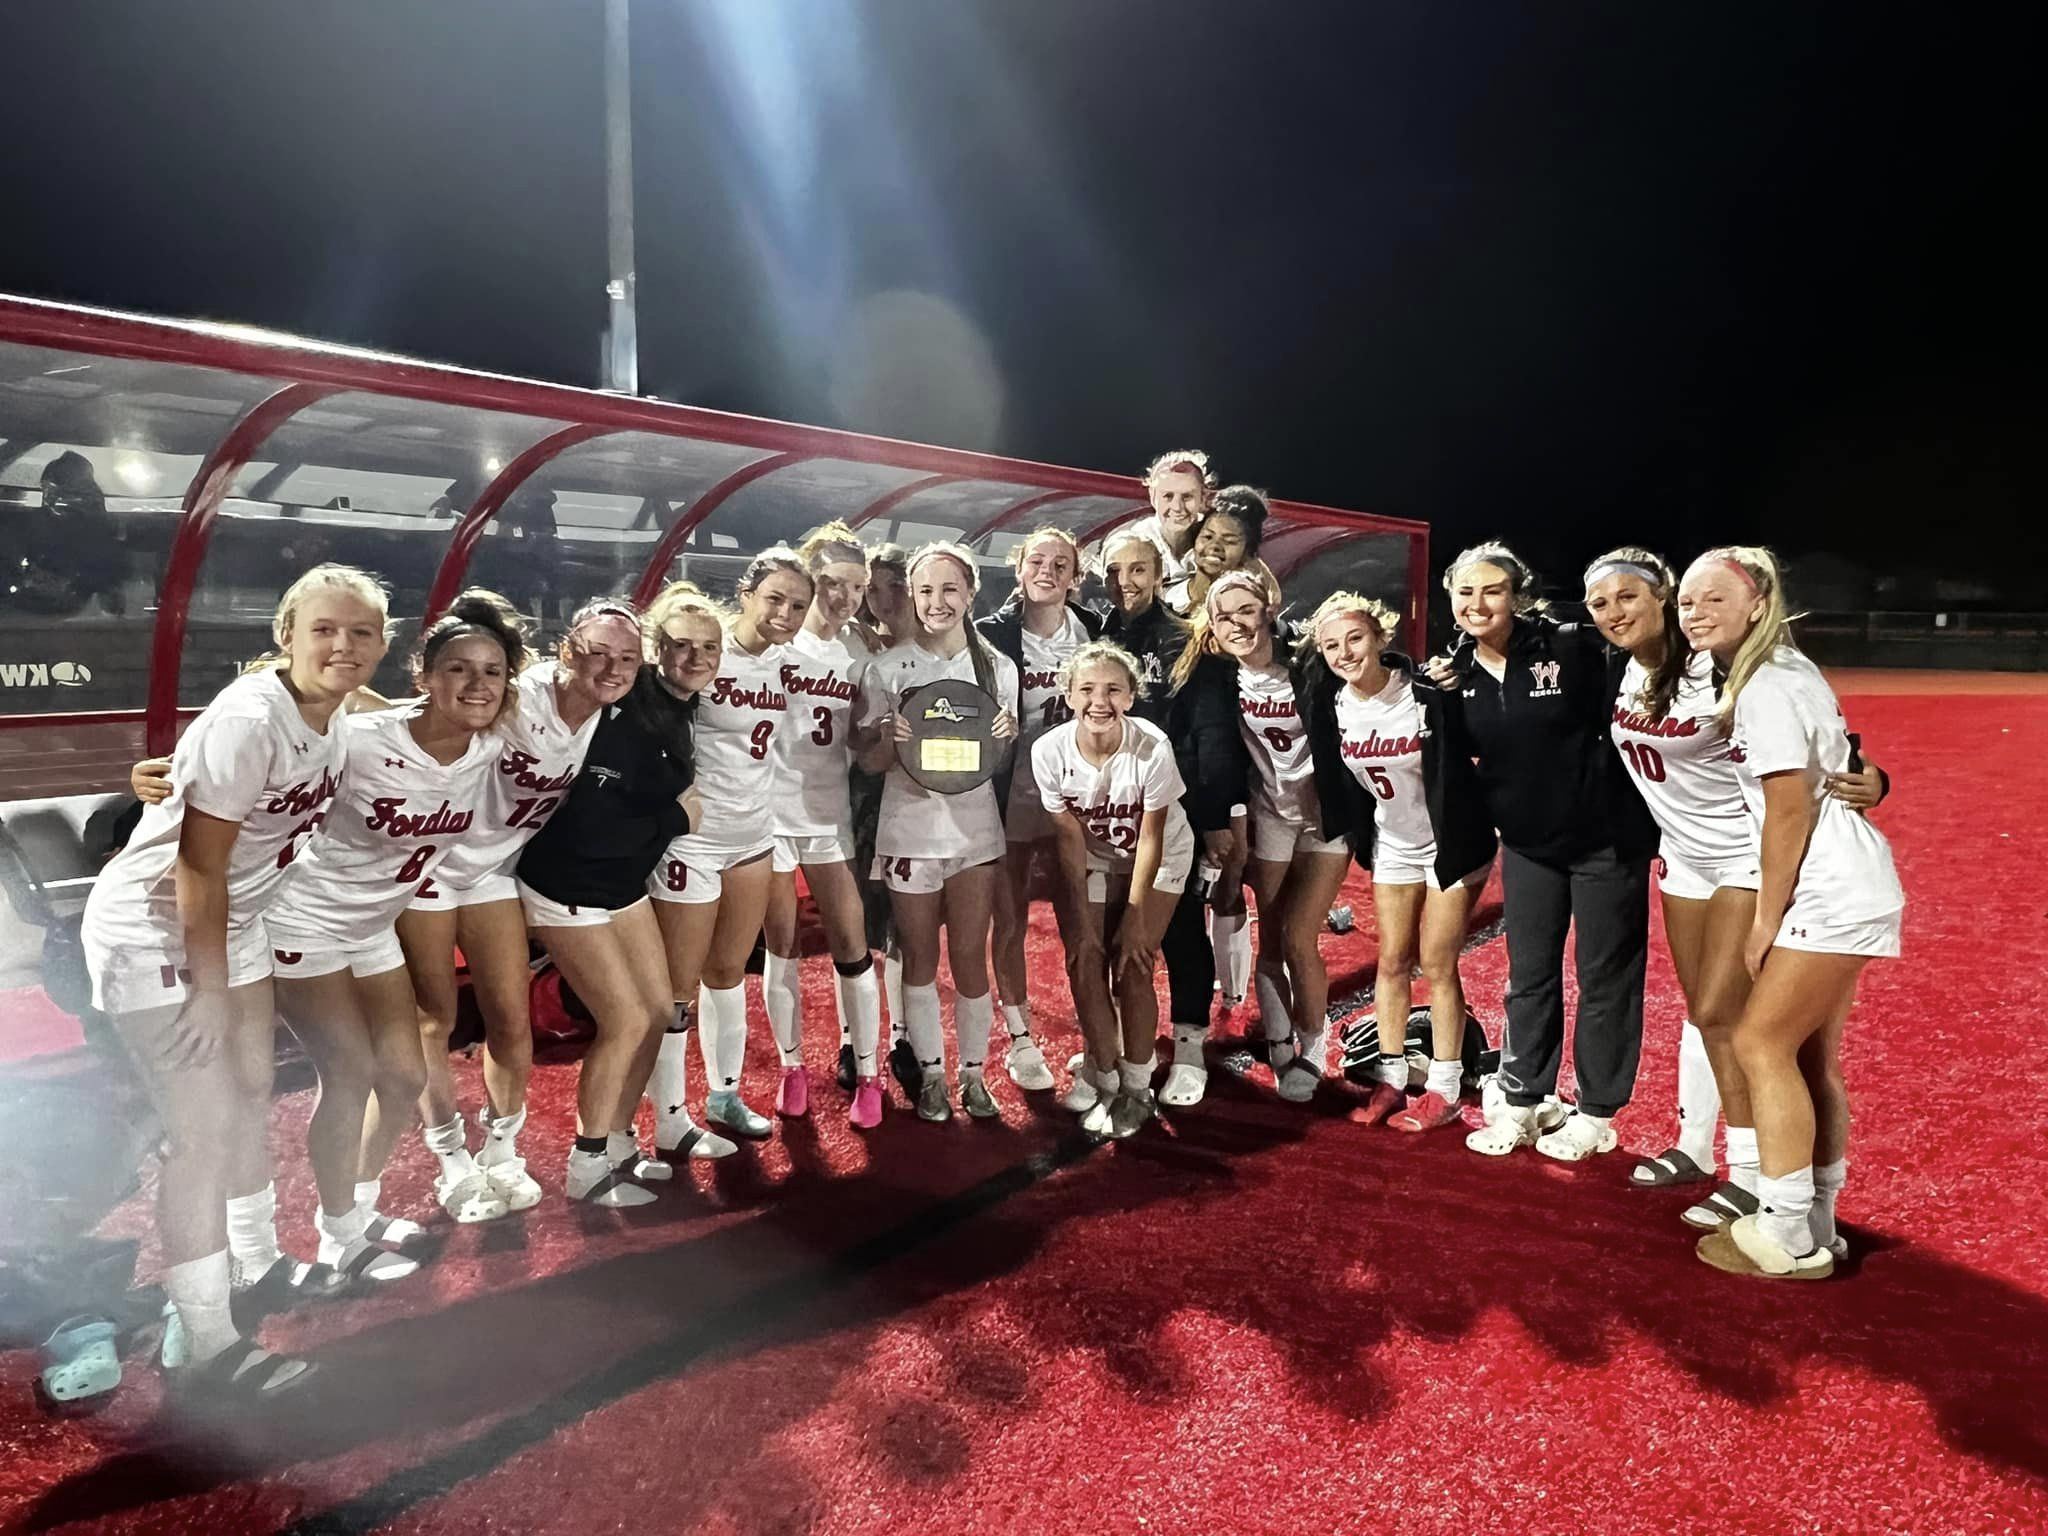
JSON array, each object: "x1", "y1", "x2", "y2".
[{"x1": 18, "y1": 1049, "x2": 2048, "y2": 1533}]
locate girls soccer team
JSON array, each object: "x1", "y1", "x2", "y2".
[{"x1": 85, "y1": 458, "x2": 1903, "y2": 1400}]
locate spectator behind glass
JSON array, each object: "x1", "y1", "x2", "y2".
[{"x1": 7, "y1": 451, "x2": 128, "y2": 619}]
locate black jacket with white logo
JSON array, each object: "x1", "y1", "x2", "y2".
[
  {"x1": 1442, "y1": 616, "x2": 1656, "y2": 865},
  {"x1": 517, "y1": 666, "x2": 697, "y2": 910}
]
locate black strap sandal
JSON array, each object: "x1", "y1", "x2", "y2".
[
  {"x1": 176, "y1": 1339, "x2": 317, "y2": 1403},
  {"x1": 1630, "y1": 1147, "x2": 1711, "y2": 1187}
]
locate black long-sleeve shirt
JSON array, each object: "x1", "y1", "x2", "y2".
[
  {"x1": 1443, "y1": 616, "x2": 1657, "y2": 866},
  {"x1": 517, "y1": 666, "x2": 696, "y2": 910}
]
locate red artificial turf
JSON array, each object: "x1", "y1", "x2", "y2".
[{"x1": 2, "y1": 689, "x2": 2045, "y2": 1536}]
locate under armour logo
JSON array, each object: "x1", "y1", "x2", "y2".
[
  {"x1": 1529, "y1": 660, "x2": 1562, "y2": 691},
  {"x1": 292, "y1": 742, "x2": 309, "y2": 755},
  {"x1": 1790, "y1": 927, "x2": 1808, "y2": 939},
  {"x1": 385, "y1": 757, "x2": 408, "y2": 768}
]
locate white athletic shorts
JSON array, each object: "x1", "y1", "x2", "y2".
[
  {"x1": 773, "y1": 832, "x2": 855, "y2": 874},
  {"x1": 407, "y1": 871, "x2": 519, "y2": 913},
  {"x1": 518, "y1": 881, "x2": 648, "y2": 930},
  {"x1": 648, "y1": 841, "x2": 773, "y2": 906},
  {"x1": 1373, "y1": 846, "x2": 1490, "y2": 892},
  {"x1": 269, "y1": 928, "x2": 406, "y2": 981},
  {"x1": 1250, "y1": 798, "x2": 1345, "y2": 864},
  {"x1": 872, "y1": 853, "x2": 994, "y2": 896},
  {"x1": 87, "y1": 919, "x2": 274, "y2": 1014},
  {"x1": 1776, "y1": 906, "x2": 1902, "y2": 959},
  {"x1": 1655, "y1": 850, "x2": 1761, "y2": 902}
]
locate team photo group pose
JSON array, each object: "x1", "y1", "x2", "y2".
[{"x1": 85, "y1": 451, "x2": 1908, "y2": 1403}]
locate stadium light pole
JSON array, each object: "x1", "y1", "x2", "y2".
[{"x1": 602, "y1": 0, "x2": 640, "y2": 395}]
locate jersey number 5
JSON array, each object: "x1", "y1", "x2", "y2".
[{"x1": 1364, "y1": 765, "x2": 1396, "y2": 800}]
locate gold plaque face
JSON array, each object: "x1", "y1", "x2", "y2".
[{"x1": 920, "y1": 738, "x2": 981, "y2": 774}]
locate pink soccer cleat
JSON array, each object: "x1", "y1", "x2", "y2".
[
  {"x1": 1389, "y1": 1090, "x2": 1462, "y2": 1132},
  {"x1": 776, "y1": 1066, "x2": 809, "y2": 1119},
  {"x1": 849, "y1": 1077, "x2": 884, "y2": 1130}
]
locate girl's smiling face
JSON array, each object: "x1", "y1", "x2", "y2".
[
  {"x1": 1678, "y1": 562, "x2": 1762, "y2": 658},
  {"x1": 656, "y1": 612, "x2": 723, "y2": 695},
  {"x1": 913, "y1": 555, "x2": 976, "y2": 636},
  {"x1": 1067, "y1": 659, "x2": 1136, "y2": 730},
  {"x1": 1584, "y1": 572, "x2": 1663, "y2": 654},
  {"x1": 1450, "y1": 561, "x2": 1515, "y2": 648},
  {"x1": 287, "y1": 592, "x2": 389, "y2": 701},
  {"x1": 1317, "y1": 611, "x2": 1384, "y2": 685},
  {"x1": 421, "y1": 633, "x2": 510, "y2": 732}
]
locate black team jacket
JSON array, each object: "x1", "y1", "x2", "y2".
[
  {"x1": 1101, "y1": 597, "x2": 1187, "y2": 729},
  {"x1": 1299, "y1": 649, "x2": 1497, "y2": 884},
  {"x1": 1440, "y1": 615, "x2": 1657, "y2": 866},
  {"x1": 516, "y1": 666, "x2": 697, "y2": 911},
  {"x1": 977, "y1": 593, "x2": 1102, "y2": 824}
]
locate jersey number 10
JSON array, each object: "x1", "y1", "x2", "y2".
[{"x1": 1621, "y1": 741, "x2": 1668, "y2": 783}]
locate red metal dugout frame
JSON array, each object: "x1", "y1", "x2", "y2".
[{"x1": 0, "y1": 294, "x2": 1429, "y2": 751}]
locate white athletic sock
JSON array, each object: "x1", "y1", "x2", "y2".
[
  {"x1": 1172, "y1": 1022, "x2": 1207, "y2": 1065},
  {"x1": 1118, "y1": 1056, "x2": 1155, "y2": 1096},
  {"x1": 477, "y1": 1105, "x2": 525, "y2": 1168},
  {"x1": 1253, "y1": 962, "x2": 1292, "y2": 1043},
  {"x1": 1757, "y1": 1166, "x2": 1817, "y2": 1254},
  {"x1": 955, "y1": 991, "x2": 993, "y2": 1080},
  {"x1": 423, "y1": 1116, "x2": 479, "y2": 1182},
  {"x1": 1811, "y1": 1157, "x2": 1848, "y2": 1248},
  {"x1": 1725, "y1": 1125, "x2": 1761, "y2": 1195},
  {"x1": 696, "y1": 983, "x2": 749, "y2": 1092},
  {"x1": 904, "y1": 981, "x2": 944, "y2": 1080},
  {"x1": 764, "y1": 953, "x2": 803, "y2": 1067},
  {"x1": 224, "y1": 1182, "x2": 283, "y2": 1276},
  {"x1": 316, "y1": 1203, "x2": 369, "y2": 1266},
  {"x1": 653, "y1": 1025, "x2": 693, "y2": 1125},
  {"x1": 1001, "y1": 1002, "x2": 1031, "y2": 1041},
  {"x1": 1212, "y1": 910, "x2": 1251, "y2": 1001},
  {"x1": 1676, "y1": 1020, "x2": 1721, "y2": 1168},
  {"x1": 884, "y1": 954, "x2": 906, "y2": 1044},
  {"x1": 833, "y1": 974, "x2": 853, "y2": 1050},
  {"x1": 1298, "y1": 1027, "x2": 1328, "y2": 1072},
  {"x1": 164, "y1": 1249, "x2": 239, "y2": 1363},
  {"x1": 838, "y1": 964, "x2": 882, "y2": 1078},
  {"x1": 1375, "y1": 1051, "x2": 1408, "y2": 1090},
  {"x1": 1425, "y1": 1057, "x2": 1463, "y2": 1102},
  {"x1": 605, "y1": 1129, "x2": 644, "y2": 1166},
  {"x1": 353, "y1": 1179, "x2": 382, "y2": 1221}
]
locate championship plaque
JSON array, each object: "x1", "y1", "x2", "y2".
[{"x1": 897, "y1": 678, "x2": 1002, "y2": 794}]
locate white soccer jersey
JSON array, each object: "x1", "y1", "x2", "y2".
[
  {"x1": 82, "y1": 668, "x2": 345, "y2": 963},
  {"x1": 772, "y1": 625, "x2": 864, "y2": 840},
  {"x1": 857, "y1": 638, "x2": 1020, "y2": 862},
  {"x1": 1731, "y1": 647, "x2": 1903, "y2": 925},
  {"x1": 1611, "y1": 651, "x2": 1751, "y2": 876},
  {"x1": 1237, "y1": 662, "x2": 1318, "y2": 826},
  {"x1": 1335, "y1": 672, "x2": 1435, "y2": 862},
  {"x1": 677, "y1": 635, "x2": 789, "y2": 854},
  {"x1": 1032, "y1": 715, "x2": 1190, "y2": 869},
  {"x1": 431, "y1": 664, "x2": 600, "y2": 892},
  {"x1": 1010, "y1": 609, "x2": 1089, "y2": 820},
  {"x1": 266, "y1": 706, "x2": 499, "y2": 949}
]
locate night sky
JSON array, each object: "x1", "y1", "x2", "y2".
[{"x1": 3, "y1": 1, "x2": 2039, "y2": 604}]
